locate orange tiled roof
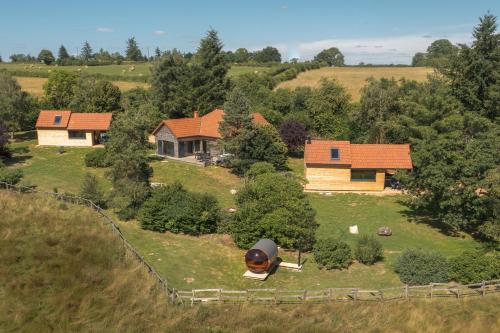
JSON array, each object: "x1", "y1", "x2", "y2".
[
  {"x1": 305, "y1": 140, "x2": 412, "y2": 169},
  {"x1": 35, "y1": 110, "x2": 72, "y2": 128},
  {"x1": 153, "y1": 108, "x2": 269, "y2": 139},
  {"x1": 36, "y1": 110, "x2": 112, "y2": 131},
  {"x1": 67, "y1": 113, "x2": 112, "y2": 131}
]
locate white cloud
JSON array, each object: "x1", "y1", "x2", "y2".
[
  {"x1": 296, "y1": 32, "x2": 472, "y2": 64},
  {"x1": 154, "y1": 30, "x2": 167, "y2": 36},
  {"x1": 96, "y1": 27, "x2": 113, "y2": 33}
]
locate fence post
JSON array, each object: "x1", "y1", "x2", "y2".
[
  {"x1": 303, "y1": 290, "x2": 307, "y2": 303},
  {"x1": 482, "y1": 281, "x2": 486, "y2": 296},
  {"x1": 328, "y1": 288, "x2": 333, "y2": 302},
  {"x1": 405, "y1": 285, "x2": 409, "y2": 299},
  {"x1": 430, "y1": 284, "x2": 434, "y2": 298}
]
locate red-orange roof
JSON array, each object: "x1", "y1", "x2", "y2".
[
  {"x1": 305, "y1": 140, "x2": 412, "y2": 169},
  {"x1": 36, "y1": 110, "x2": 112, "y2": 131},
  {"x1": 67, "y1": 113, "x2": 112, "y2": 131},
  {"x1": 153, "y1": 108, "x2": 270, "y2": 139},
  {"x1": 35, "y1": 110, "x2": 71, "y2": 128}
]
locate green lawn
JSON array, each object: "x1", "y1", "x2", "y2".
[
  {"x1": 5, "y1": 134, "x2": 480, "y2": 290},
  {"x1": 0, "y1": 62, "x2": 273, "y2": 81}
]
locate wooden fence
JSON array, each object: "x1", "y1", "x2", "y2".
[
  {"x1": 1, "y1": 182, "x2": 499, "y2": 306},
  {"x1": 178, "y1": 280, "x2": 500, "y2": 305}
]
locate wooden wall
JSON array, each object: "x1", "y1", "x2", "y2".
[
  {"x1": 37, "y1": 129, "x2": 93, "y2": 147},
  {"x1": 305, "y1": 164, "x2": 385, "y2": 191}
]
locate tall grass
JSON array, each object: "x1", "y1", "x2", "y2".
[{"x1": 1, "y1": 191, "x2": 499, "y2": 332}]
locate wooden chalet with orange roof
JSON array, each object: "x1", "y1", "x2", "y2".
[
  {"x1": 35, "y1": 110, "x2": 112, "y2": 147},
  {"x1": 151, "y1": 109, "x2": 269, "y2": 161},
  {"x1": 304, "y1": 139, "x2": 412, "y2": 191}
]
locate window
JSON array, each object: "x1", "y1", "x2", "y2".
[
  {"x1": 351, "y1": 170, "x2": 376, "y2": 182},
  {"x1": 330, "y1": 148, "x2": 340, "y2": 160},
  {"x1": 54, "y1": 115, "x2": 62, "y2": 125},
  {"x1": 68, "y1": 131, "x2": 86, "y2": 139}
]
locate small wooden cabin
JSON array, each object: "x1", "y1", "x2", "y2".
[
  {"x1": 304, "y1": 140, "x2": 412, "y2": 192},
  {"x1": 35, "y1": 110, "x2": 112, "y2": 147}
]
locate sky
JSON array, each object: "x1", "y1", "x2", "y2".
[{"x1": 0, "y1": 0, "x2": 498, "y2": 64}]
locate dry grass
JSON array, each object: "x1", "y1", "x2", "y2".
[
  {"x1": 277, "y1": 67, "x2": 434, "y2": 100},
  {"x1": 1, "y1": 190, "x2": 499, "y2": 332},
  {"x1": 14, "y1": 76, "x2": 149, "y2": 97}
]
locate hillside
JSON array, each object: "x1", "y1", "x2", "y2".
[
  {"x1": 277, "y1": 66, "x2": 434, "y2": 100},
  {"x1": 1, "y1": 190, "x2": 499, "y2": 333}
]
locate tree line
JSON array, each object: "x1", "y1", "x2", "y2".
[{"x1": 6, "y1": 36, "x2": 346, "y2": 67}]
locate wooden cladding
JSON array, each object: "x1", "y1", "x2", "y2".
[{"x1": 305, "y1": 164, "x2": 385, "y2": 191}]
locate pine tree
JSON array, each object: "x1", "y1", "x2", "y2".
[
  {"x1": 220, "y1": 87, "x2": 252, "y2": 143},
  {"x1": 154, "y1": 47, "x2": 161, "y2": 58},
  {"x1": 58, "y1": 45, "x2": 70, "y2": 61},
  {"x1": 125, "y1": 37, "x2": 142, "y2": 61},
  {"x1": 191, "y1": 29, "x2": 229, "y2": 114},
  {"x1": 81, "y1": 41, "x2": 93, "y2": 61}
]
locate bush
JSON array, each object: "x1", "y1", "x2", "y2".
[
  {"x1": 449, "y1": 251, "x2": 500, "y2": 284},
  {"x1": 394, "y1": 249, "x2": 450, "y2": 285},
  {"x1": 313, "y1": 238, "x2": 352, "y2": 270},
  {"x1": 244, "y1": 162, "x2": 276, "y2": 179},
  {"x1": 232, "y1": 172, "x2": 317, "y2": 250},
  {"x1": 139, "y1": 182, "x2": 220, "y2": 235},
  {"x1": 354, "y1": 235, "x2": 383, "y2": 265},
  {"x1": 79, "y1": 173, "x2": 106, "y2": 207},
  {"x1": 0, "y1": 168, "x2": 23, "y2": 185},
  {"x1": 84, "y1": 149, "x2": 111, "y2": 168}
]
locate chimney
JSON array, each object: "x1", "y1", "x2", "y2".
[
  {"x1": 193, "y1": 111, "x2": 199, "y2": 119},
  {"x1": 306, "y1": 136, "x2": 311, "y2": 144}
]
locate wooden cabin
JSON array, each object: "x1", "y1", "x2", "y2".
[
  {"x1": 304, "y1": 140, "x2": 412, "y2": 192},
  {"x1": 35, "y1": 110, "x2": 112, "y2": 147}
]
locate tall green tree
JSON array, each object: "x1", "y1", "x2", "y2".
[
  {"x1": 154, "y1": 47, "x2": 161, "y2": 58},
  {"x1": 191, "y1": 29, "x2": 229, "y2": 114},
  {"x1": 314, "y1": 47, "x2": 345, "y2": 66},
  {"x1": 70, "y1": 78, "x2": 122, "y2": 114},
  {"x1": 150, "y1": 50, "x2": 193, "y2": 118},
  {"x1": 37, "y1": 49, "x2": 55, "y2": 65},
  {"x1": 81, "y1": 41, "x2": 93, "y2": 61},
  {"x1": 253, "y1": 46, "x2": 281, "y2": 63},
  {"x1": 441, "y1": 14, "x2": 499, "y2": 119},
  {"x1": 43, "y1": 70, "x2": 78, "y2": 109},
  {"x1": 57, "y1": 45, "x2": 70, "y2": 62},
  {"x1": 125, "y1": 37, "x2": 143, "y2": 61},
  {"x1": 0, "y1": 73, "x2": 36, "y2": 137},
  {"x1": 306, "y1": 79, "x2": 351, "y2": 139},
  {"x1": 232, "y1": 169, "x2": 317, "y2": 250},
  {"x1": 105, "y1": 111, "x2": 152, "y2": 219}
]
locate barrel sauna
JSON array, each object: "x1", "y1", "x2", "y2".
[{"x1": 245, "y1": 239, "x2": 278, "y2": 273}]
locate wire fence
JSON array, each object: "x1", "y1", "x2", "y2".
[{"x1": 1, "y1": 181, "x2": 499, "y2": 306}]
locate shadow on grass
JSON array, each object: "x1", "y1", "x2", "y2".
[
  {"x1": 4, "y1": 154, "x2": 33, "y2": 166},
  {"x1": 14, "y1": 131, "x2": 36, "y2": 141},
  {"x1": 395, "y1": 198, "x2": 457, "y2": 236}
]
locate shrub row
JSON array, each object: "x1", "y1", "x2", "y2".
[
  {"x1": 394, "y1": 248, "x2": 500, "y2": 285},
  {"x1": 138, "y1": 182, "x2": 220, "y2": 235},
  {"x1": 313, "y1": 235, "x2": 383, "y2": 270},
  {"x1": 84, "y1": 149, "x2": 111, "y2": 168}
]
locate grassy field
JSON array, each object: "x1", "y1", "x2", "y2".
[
  {"x1": 1, "y1": 190, "x2": 499, "y2": 333},
  {"x1": 6, "y1": 135, "x2": 479, "y2": 291},
  {"x1": 13, "y1": 76, "x2": 149, "y2": 97},
  {"x1": 277, "y1": 66, "x2": 434, "y2": 100},
  {"x1": 1, "y1": 63, "x2": 271, "y2": 96}
]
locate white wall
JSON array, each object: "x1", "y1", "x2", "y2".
[{"x1": 37, "y1": 129, "x2": 93, "y2": 147}]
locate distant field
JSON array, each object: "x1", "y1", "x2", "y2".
[
  {"x1": 14, "y1": 76, "x2": 149, "y2": 96},
  {"x1": 0, "y1": 63, "x2": 271, "y2": 80},
  {"x1": 278, "y1": 67, "x2": 434, "y2": 100},
  {"x1": 1, "y1": 63, "x2": 272, "y2": 96}
]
